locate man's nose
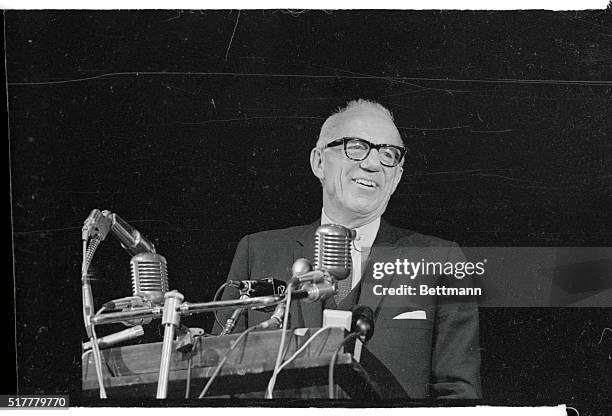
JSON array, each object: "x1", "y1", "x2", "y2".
[{"x1": 359, "y1": 149, "x2": 383, "y2": 171}]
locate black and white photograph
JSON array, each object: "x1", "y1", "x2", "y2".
[{"x1": 5, "y1": 4, "x2": 612, "y2": 414}]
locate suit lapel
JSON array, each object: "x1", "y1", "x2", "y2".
[{"x1": 358, "y1": 219, "x2": 406, "y2": 318}]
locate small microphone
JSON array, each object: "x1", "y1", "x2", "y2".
[
  {"x1": 230, "y1": 278, "x2": 287, "y2": 298},
  {"x1": 82, "y1": 325, "x2": 144, "y2": 351},
  {"x1": 82, "y1": 209, "x2": 111, "y2": 241},
  {"x1": 130, "y1": 252, "x2": 169, "y2": 306},
  {"x1": 293, "y1": 281, "x2": 337, "y2": 303},
  {"x1": 102, "y1": 296, "x2": 145, "y2": 311},
  {"x1": 314, "y1": 224, "x2": 355, "y2": 281},
  {"x1": 327, "y1": 305, "x2": 375, "y2": 392},
  {"x1": 351, "y1": 305, "x2": 375, "y2": 342},
  {"x1": 102, "y1": 211, "x2": 157, "y2": 256},
  {"x1": 257, "y1": 301, "x2": 287, "y2": 330},
  {"x1": 292, "y1": 258, "x2": 313, "y2": 277},
  {"x1": 220, "y1": 278, "x2": 288, "y2": 335}
]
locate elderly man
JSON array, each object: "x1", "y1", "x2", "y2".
[{"x1": 217, "y1": 99, "x2": 482, "y2": 399}]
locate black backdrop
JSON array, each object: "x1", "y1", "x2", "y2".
[{"x1": 6, "y1": 9, "x2": 612, "y2": 410}]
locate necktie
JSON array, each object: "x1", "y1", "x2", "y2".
[
  {"x1": 334, "y1": 243, "x2": 370, "y2": 305},
  {"x1": 334, "y1": 267, "x2": 353, "y2": 306}
]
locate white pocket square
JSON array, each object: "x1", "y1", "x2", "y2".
[{"x1": 392, "y1": 310, "x2": 427, "y2": 320}]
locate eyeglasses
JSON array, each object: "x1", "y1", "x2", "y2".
[{"x1": 324, "y1": 137, "x2": 406, "y2": 167}]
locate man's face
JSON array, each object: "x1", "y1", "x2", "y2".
[{"x1": 310, "y1": 109, "x2": 404, "y2": 226}]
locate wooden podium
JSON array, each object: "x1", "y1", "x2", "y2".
[{"x1": 82, "y1": 327, "x2": 408, "y2": 400}]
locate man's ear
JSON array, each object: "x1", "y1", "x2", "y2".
[
  {"x1": 310, "y1": 147, "x2": 325, "y2": 181},
  {"x1": 390, "y1": 166, "x2": 403, "y2": 195}
]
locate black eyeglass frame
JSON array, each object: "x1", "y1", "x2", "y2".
[{"x1": 325, "y1": 137, "x2": 407, "y2": 167}]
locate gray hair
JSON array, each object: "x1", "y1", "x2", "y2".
[{"x1": 316, "y1": 99, "x2": 396, "y2": 148}]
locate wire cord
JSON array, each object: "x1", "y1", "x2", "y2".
[
  {"x1": 198, "y1": 326, "x2": 256, "y2": 398},
  {"x1": 328, "y1": 333, "x2": 359, "y2": 399},
  {"x1": 265, "y1": 285, "x2": 293, "y2": 398},
  {"x1": 212, "y1": 282, "x2": 230, "y2": 330}
]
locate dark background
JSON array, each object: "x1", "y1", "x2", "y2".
[{"x1": 5, "y1": 9, "x2": 612, "y2": 412}]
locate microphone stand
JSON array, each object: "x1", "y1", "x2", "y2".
[
  {"x1": 88, "y1": 292, "x2": 286, "y2": 399},
  {"x1": 89, "y1": 295, "x2": 285, "y2": 326},
  {"x1": 156, "y1": 291, "x2": 184, "y2": 399},
  {"x1": 88, "y1": 283, "x2": 335, "y2": 398},
  {"x1": 82, "y1": 210, "x2": 337, "y2": 399},
  {"x1": 82, "y1": 274, "x2": 107, "y2": 398}
]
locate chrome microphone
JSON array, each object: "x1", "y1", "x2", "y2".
[
  {"x1": 289, "y1": 258, "x2": 326, "y2": 287},
  {"x1": 103, "y1": 211, "x2": 157, "y2": 256},
  {"x1": 314, "y1": 224, "x2": 356, "y2": 281},
  {"x1": 130, "y1": 252, "x2": 169, "y2": 306},
  {"x1": 82, "y1": 325, "x2": 144, "y2": 351},
  {"x1": 82, "y1": 209, "x2": 111, "y2": 242},
  {"x1": 256, "y1": 301, "x2": 287, "y2": 330},
  {"x1": 291, "y1": 258, "x2": 313, "y2": 277},
  {"x1": 294, "y1": 280, "x2": 338, "y2": 303}
]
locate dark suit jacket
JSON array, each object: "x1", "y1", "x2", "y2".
[{"x1": 217, "y1": 219, "x2": 482, "y2": 399}]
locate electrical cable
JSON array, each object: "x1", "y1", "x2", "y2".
[
  {"x1": 185, "y1": 354, "x2": 193, "y2": 399},
  {"x1": 328, "y1": 332, "x2": 359, "y2": 399},
  {"x1": 265, "y1": 285, "x2": 293, "y2": 399},
  {"x1": 184, "y1": 335, "x2": 202, "y2": 399},
  {"x1": 275, "y1": 326, "x2": 333, "y2": 374},
  {"x1": 212, "y1": 282, "x2": 230, "y2": 330},
  {"x1": 198, "y1": 325, "x2": 256, "y2": 398}
]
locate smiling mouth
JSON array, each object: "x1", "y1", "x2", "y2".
[{"x1": 353, "y1": 178, "x2": 378, "y2": 188}]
